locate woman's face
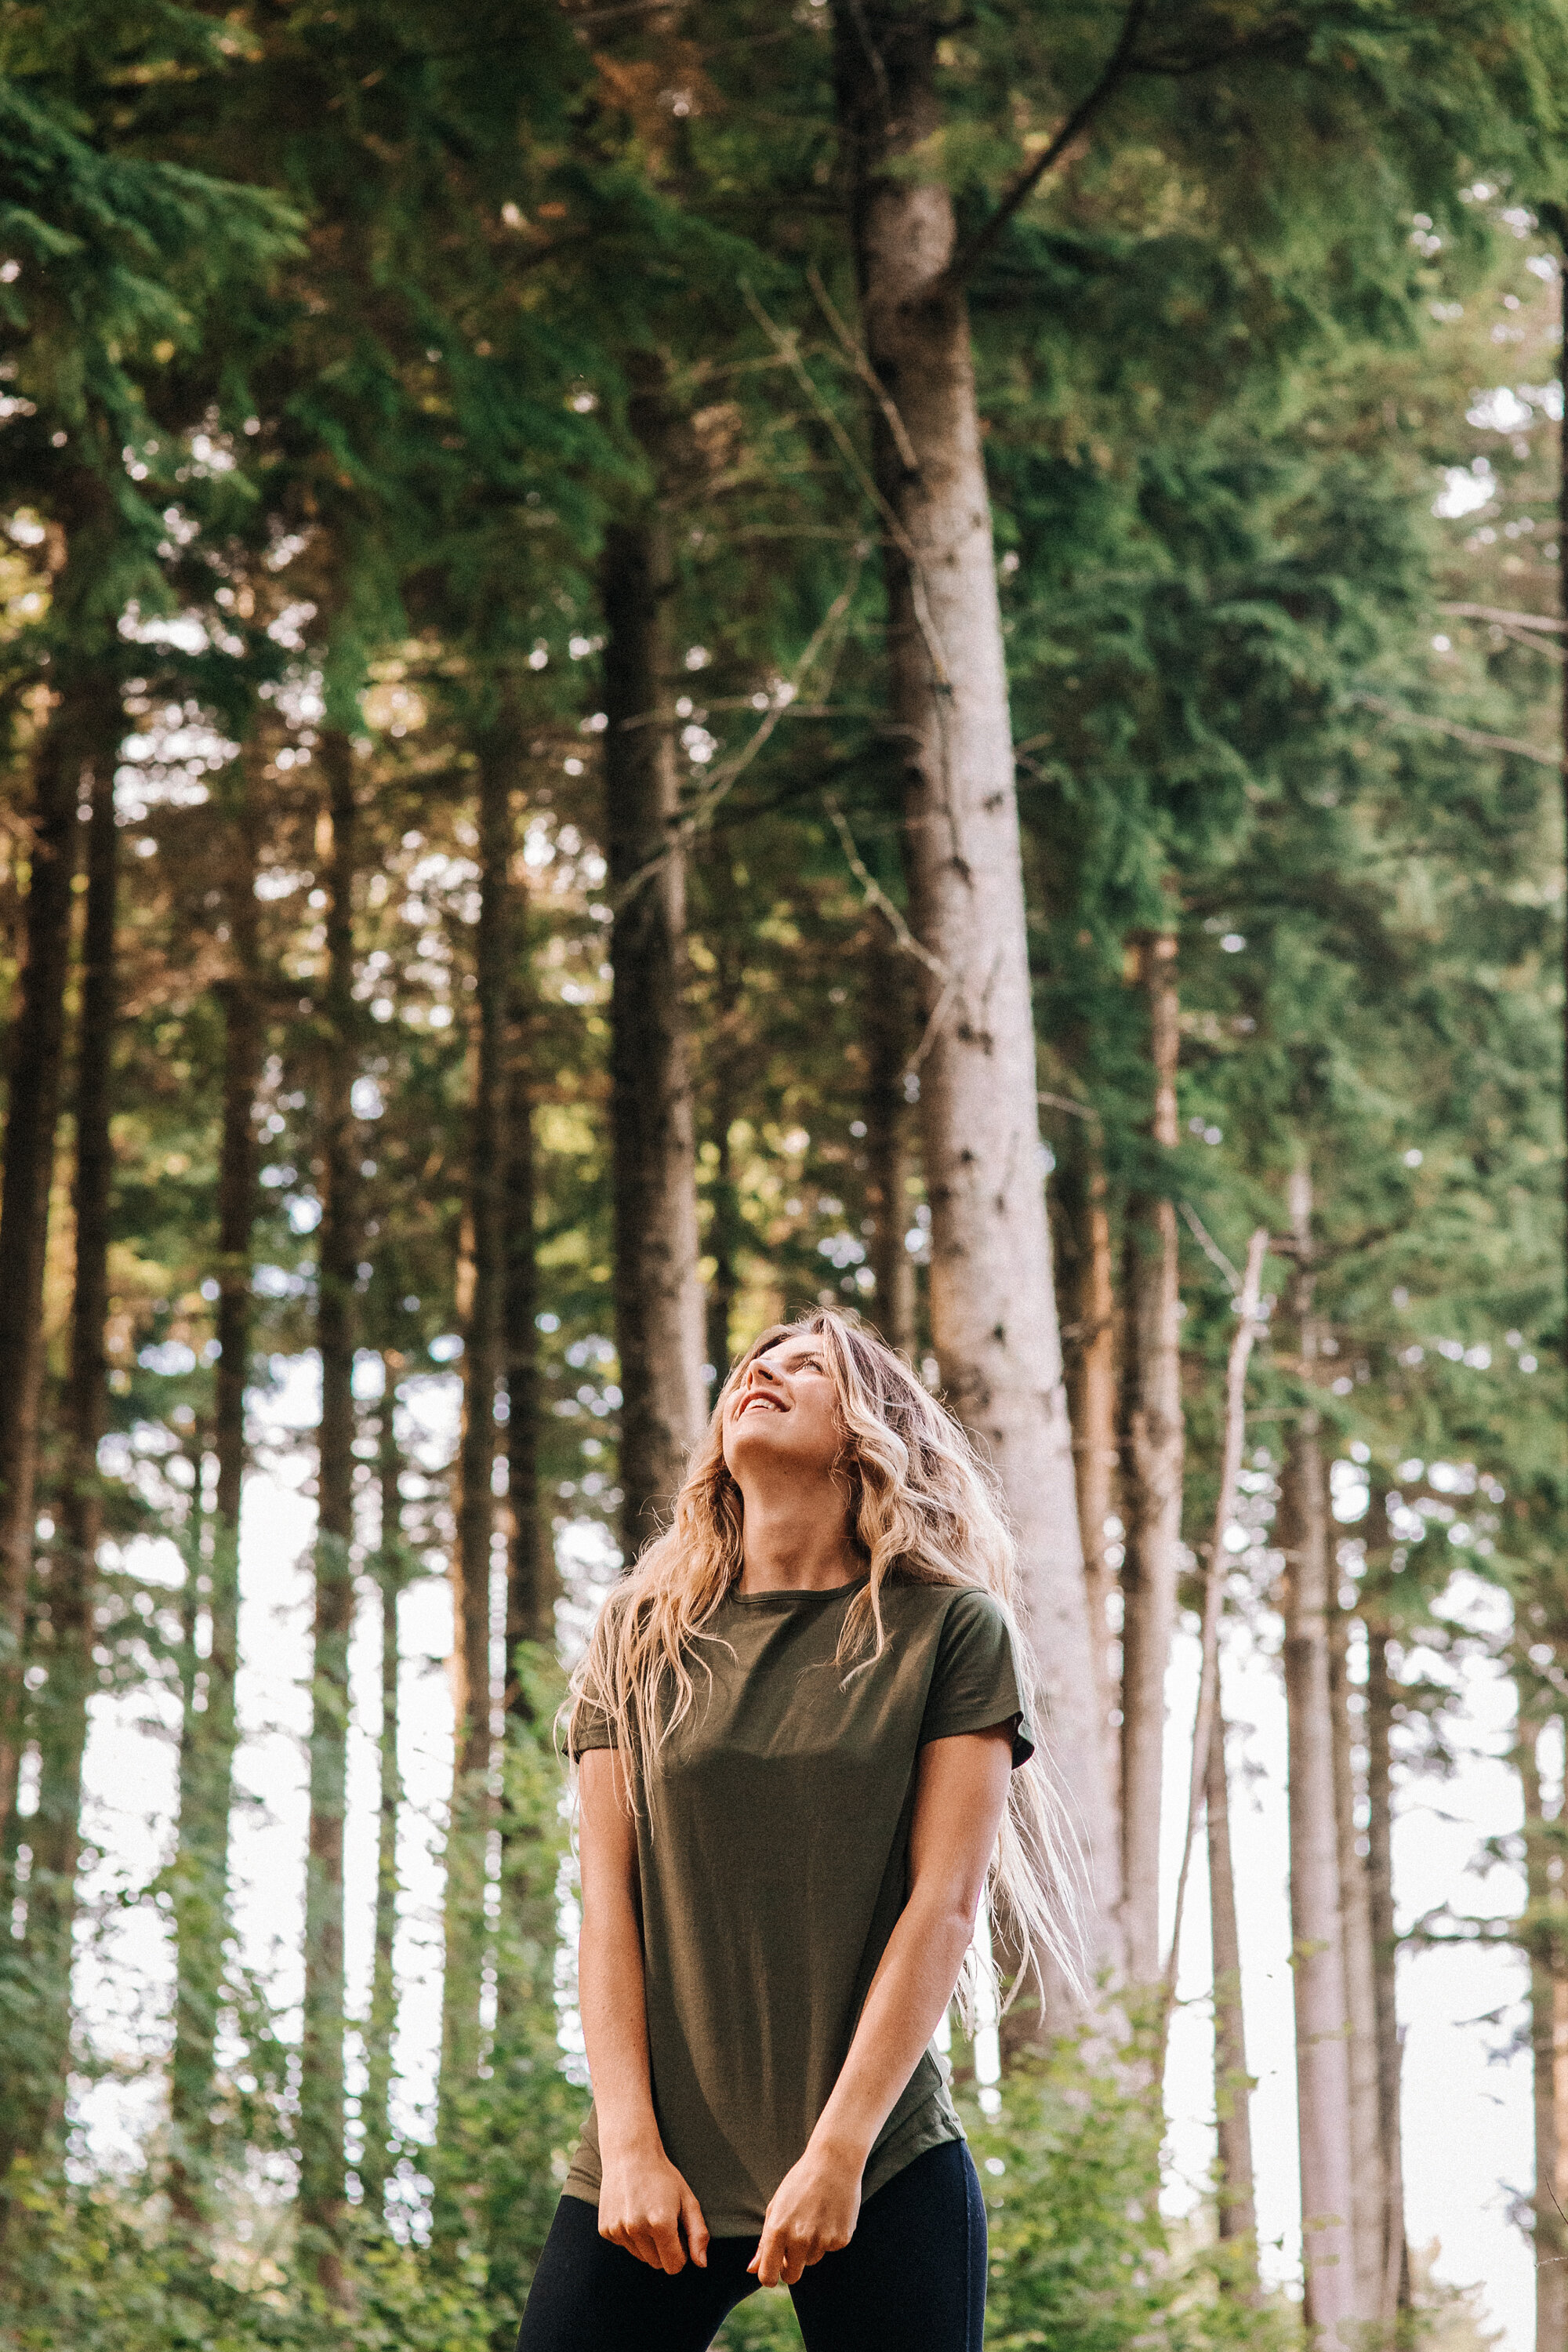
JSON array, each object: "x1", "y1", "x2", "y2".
[{"x1": 720, "y1": 1331, "x2": 845, "y2": 1487}]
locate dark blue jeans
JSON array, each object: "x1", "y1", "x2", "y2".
[{"x1": 516, "y1": 2138, "x2": 987, "y2": 2351}]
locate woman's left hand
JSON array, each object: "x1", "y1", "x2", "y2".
[{"x1": 748, "y1": 2141, "x2": 862, "y2": 2287}]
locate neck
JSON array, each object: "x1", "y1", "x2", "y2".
[{"x1": 735, "y1": 1475, "x2": 860, "y2": 1595}]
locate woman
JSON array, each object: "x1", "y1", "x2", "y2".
[{"x1": 517, "y1": 1309, "x2": 1082, "y2": 2352}]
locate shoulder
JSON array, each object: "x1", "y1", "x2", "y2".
[
  {"x1": 909, "y1": 1582, "x2": 1034, "y2": 1766},
  {"x1": 877, "y1": 1581, "x2": 1018, "y2": 1682},
  {"x1": 885, "y1": 1577, "x2": 1009, "y2": 1643},
  {"x1": 932, "y1": 1584, "x2": 1008, "y2": 1637}
]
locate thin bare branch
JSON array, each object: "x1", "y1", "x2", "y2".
[
  {"x1": 1181, "y1": 1200, "x2": 1242, "y2": 1291},
  {"x1": 612, "y1": 561, "x2": 865, "y2": 913},
  {"x1": 1352, "y1": 692, "x2": 1559, "y2": 769},
  {"x1": 1160, "y1": 1228, "x2": 1271, "y2": 2038},
  {"x1": 823, "y1": 797, "x2": 947, "y2": 982},
  {"x1": 806, "y1": 263, "x2": 920, "y2": 475},
  {"x1": 1439, "y1": 601, "x2": 1567, "y2": 633},
  {"x1": 559, "y1": 0, "x2": 681, "y2": 24},
  {"x1": 1039, "y1": 1088, "x2": 1099, "y2": 1125},
  {"x1": 741, "y1": 282, "x2": 953, "y2": 691},
  {"x1": 945, "y1": 0, "x2": 1149, "y2": 291}
]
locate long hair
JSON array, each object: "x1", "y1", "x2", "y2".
[{"x1": 566, "y1": 1308, "x2": 1088, "y2": 2006}]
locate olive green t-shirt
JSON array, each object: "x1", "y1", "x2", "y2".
[{"x1": 564, "y1": 1575, "x2": 1033, "y2": 2237}]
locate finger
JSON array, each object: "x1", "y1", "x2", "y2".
[
  {"x1": 652, "y1": 2212, "x2": 687, "y2": 2275},
  {"x1": 752, "y1": 2227, "x2": 782, "y2": 2287},
  {"x1": 681, "y1": 2184, "x2": 710, "y2": 2269}
]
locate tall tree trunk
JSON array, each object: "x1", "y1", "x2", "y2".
[
  {"x1": 1277, "y1": 1163, "x2": 1356, "y2": 2334},
  {"x1": 360, "y1": 1370, "x2": 405, "y2": 2218},
  {"x1": 1118, "y1": 931, "x2": 1183, "y2": 1984},
  {"x1": 704, "y1": 1103, "x2": 742, "y2": 1396},
  {"x1": 438, "y1": 730, "x2": 512, "y2": 2131},
  {"x1": 833, "y1": 2, "x2": 1120, "y2": 1980},
  {"x1": 1062, "y1": 1122, "x2": 1120, "y2": 1838},
  {"x1": 1519, "y1": 1711, "x2": 1568, "y2": 2352},
  {"x1": 1207, "y1": 1709, "x2": 1258, "y2": 2282},
  {"x1": 0, "y1": 673, "x2": 115, "y2": 1842},
  {"x1": 862, "y1": 919, "x2": 914, "y2": 1356},
  {"x1": 1330, "y1": 1588, "x2": 1386, "y2": 2318},
  {"x1": 21, "y1": 750, "x2": 118, "y2": 2153},
  {"x1": 1547, "y1": 205, "x2": 1568, "y2": 2352},
  {"x1": 299, "y1": 730, "x2": 360, "y2": 2303},
  {"x1": 491, "y1": 876, "x2": 565, "y2": 2321},
  {"x1": 503, "y1": 905, "x2": 554, "y2": 1670},
  {"x1": 1552, "y1": 205, "x2": 1568, "y2": 1396},
  {"x1": 602, "y1": 387, "x2": 706, "y2": 1558},
  {"x1": 169, "y1": 750, "x2": 262, "y2": 2230},
  {"x1": 702, "y1": 942, "x2": 745, "y2": 1399},
  {"x1": 1364, "y1": 1608, "x2": 1410, "y2": 2318}
]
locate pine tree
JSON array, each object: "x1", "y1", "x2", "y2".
[
  {"x1": 1117, "y1": 932, "x2": 1183, "y2": 1984},
  {"x1": 298, "y1": 729, "x2": 362, "y2": 2302},
  {"x1": 830, "y1": 2, "x2": 1120, "y2": 1973},
  {"x1": 603, "y1": 424, "x2": 708, "y2": 1552}
]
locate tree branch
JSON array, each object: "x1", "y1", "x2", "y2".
[
  {"x1": 1352, "y1": 691, "x2": 1559, "y2": 769},
  {"x1": 944, "y1": 0, "x2": 1149, "y2": 292},
  {"x1": 742, "y1": 282, "x2": 954, "y2": 689},
  {"x1": 823, "y1": 796, "x2": 948, "y2": 984},
  {"x1": 1160, "y1": 1229, "x2": 1271, "y2": 2037},
  {"x1": 612, "y1": 561, "x2": 865, "y2": 913},
  {"x1": 807, "y1": 263, "x2": 920, "y2": 476},
  {"x1": 1439, "y1": 602, "x2": 1567, "y2": 633}
]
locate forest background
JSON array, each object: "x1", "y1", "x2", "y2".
[{"x1": 0, "y1": 1, "x2": 1565, "y2": 2347}]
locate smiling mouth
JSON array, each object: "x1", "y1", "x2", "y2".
[{"x1": 737, "y1": 1393, "x2": 785, "y2": 1417}]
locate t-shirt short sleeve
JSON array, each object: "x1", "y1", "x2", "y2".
[
  {"x1": 566, "y1": 1694, "x2": 617, "y2": 1760},
  {"x1": 918, "y1": 1588, "x2": 1036, "y2": 1768}
]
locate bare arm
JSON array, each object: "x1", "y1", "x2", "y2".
[
  {"x1": 750, "y1": 1726, "x2": 1014, "y2": 2286},
  {"x1": 577, "y1": 1748, "x2": 710, "y2": 2272}
]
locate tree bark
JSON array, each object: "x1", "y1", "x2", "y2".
[
  {"x1": 602, "y1": 387, "x2": 706, "y2": 1559},
  {"x1": 1277, "y1": 1164, "x2": 1356, "y2": 2335},
  {"x1": 1118, "y1": 931, "x2": 1183, "y2": 1984},
  {"x1": 833, "y1": 1, "x2": 1120, "y2": 1981},
  {"x1": 360, "y1": 1370, "x2": 405, "y2": 2216},
  {"x1": 504, "y1": 900, "x2": 554, "y2": 1669},
  {"x1": 702, "y1": 938, "x2": 745, "y2": 1400},
  {"x1": 1207, "y1": 1708, "x2": 1258, "y2": 2277},
  {"x1": 299, "y1": 730, "x2": 360, "y2": 2302},
  {"x1": 704, "y1": 1102, "x2": 742, "y2": 1397},
  {"x1": 169, "y1": 749, "x2": 262, "y2": 2230},
  {"x1": 1554, "y1": 205, "x2": 1568, "y2": 1393},
  {"x1": 0, "y1": 674, "x2": 115, "y2": 1844},
  {"x1": 22, "y1": 748, "x2": 118, "y2": 2143},
  {"x1": 1330, "y1": 1587, "x2": 1386, "y2": 2319},
  {"x1": 1519, "y1": 1713, "x2": 1568, "y2": 2352},
  {"x1": 1364, "y1": 1610, "x2": 1410, "y2": 2318},
  {"x1": 1062, "y1": 1122, "x2": 1120, "y2": 1838},
  {"x1": 862, "y1": 919, "x2": 914, "y2": 1356},
  {"x1": 439, "y1": 728, "x2": 512, "y2": 2123}
]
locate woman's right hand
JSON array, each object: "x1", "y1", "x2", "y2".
[{"x1": 597, "y1": 2136, "x2": 710, "y2": 2274}]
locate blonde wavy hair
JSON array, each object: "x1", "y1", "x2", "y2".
[{"x1": 566, "y1": 1308, "x2": 1087, "y2": 2007}]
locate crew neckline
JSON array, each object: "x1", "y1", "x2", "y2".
[{"x1": 724, "y1": 1573, "x2": 869, "y2": 1610}]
